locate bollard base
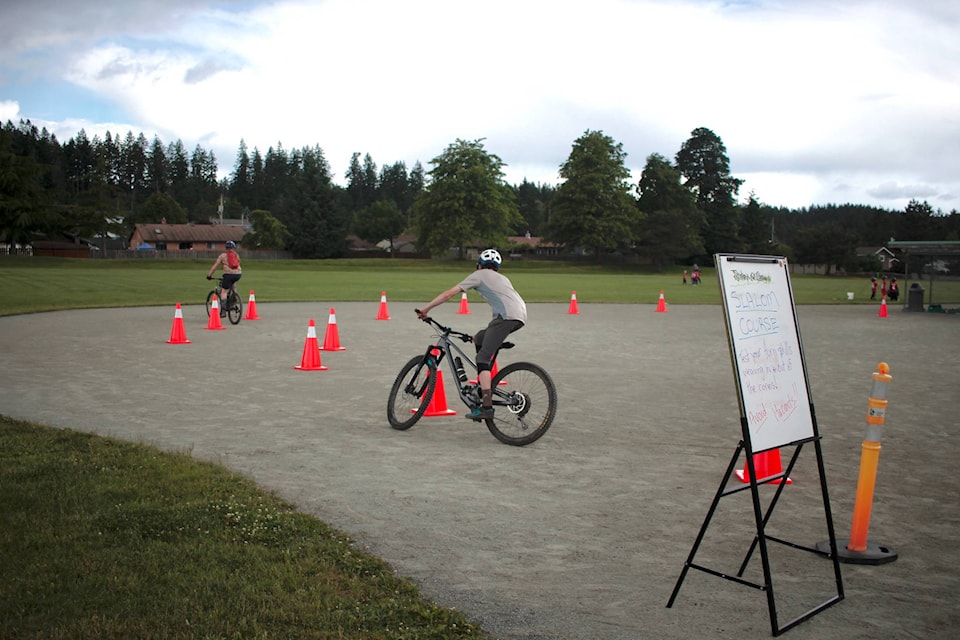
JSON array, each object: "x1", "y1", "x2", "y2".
[{"x1": 816, "y1": 539, "x2": 898, "y2": 565}]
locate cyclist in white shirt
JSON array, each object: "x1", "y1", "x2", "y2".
[{"x1": 417, "y1": 249, "x2": 526, "y2": 421}]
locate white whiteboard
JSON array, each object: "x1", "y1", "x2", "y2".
[{"x1": 716, "y1": 254, "x2": 815, "y2": 452}]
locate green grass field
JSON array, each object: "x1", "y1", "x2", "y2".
[
  {"x1": 3, "y1": 256, "x2": 953, "y2": 316},
  {"x1": 0, "y1": 416, "x2": 485, "y2": 639}
]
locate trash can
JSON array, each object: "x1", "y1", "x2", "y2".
[{"x1": 907, "y1": 283, "x2": 925, "y2": 312}]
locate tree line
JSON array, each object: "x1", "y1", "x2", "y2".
[{"x1": 2, "y1": 118, "x2": 958, "y2": 268}]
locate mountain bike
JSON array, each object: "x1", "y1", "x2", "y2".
[
  {"x1": 387, "y1": 313, "x2": 557, "y2": 446},
  {"x1": 205, "y1": 277, "x2": 242, "y2": 325}
]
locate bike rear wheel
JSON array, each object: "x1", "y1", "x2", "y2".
[
  {"x1": 226, "y1": 291, "x2": 242, "y2": 325},
  {"x1": 387, "y1": 356, "x2": 437, "y2": 430},
  {"x1": 486, "y1": 362, "x2": 557, "y2": 446}
]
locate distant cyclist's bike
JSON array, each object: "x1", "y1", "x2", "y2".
[
  {"x1": 387, "y1": 313, "x2": 557, "y2": 446},
  {"x1": 205, "y1": 277, "x2": 242, "y2": 325}
]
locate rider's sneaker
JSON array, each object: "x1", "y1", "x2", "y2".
[{"x1": 465, "y1": 406, "x2": 494, "y2": 422}]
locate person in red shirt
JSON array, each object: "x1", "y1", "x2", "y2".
[{"x1": 206, "y1": 241, "x2": 243, "y2": 316}]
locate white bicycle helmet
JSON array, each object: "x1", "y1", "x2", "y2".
[
  {"x1": 477, "y1": 248, "x2": 502, "y2": 270},
  {"x1": 225, "y1": 241, "x2": 237, "y2": 249}
]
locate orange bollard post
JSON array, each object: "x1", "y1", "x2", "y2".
[{"x1": 819, "y1": 362, "x2": 898, "y2": 565}]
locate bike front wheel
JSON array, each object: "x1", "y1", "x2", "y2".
[
  {"x1": 387, "y1": 356, "x2": 437, "y2": 430},
  {"x1": 205, "y1": 290, "x2": 218, "y2": 317},
  {"x1": 487, "y1": 362, "x2": 557, "y2": 446}
]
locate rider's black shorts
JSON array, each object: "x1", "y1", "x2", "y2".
[
  {"x1": 222, "y1": 273, "x2": 242, "y2": 290},
  {"x1": 474, "y1": 318, "x2": 524, "y2": 368}
]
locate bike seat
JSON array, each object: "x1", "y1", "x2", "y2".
[{"x1": 501, "y1": 342, "x2": 515, "y2": 350}]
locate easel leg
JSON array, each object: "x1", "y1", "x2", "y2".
[
  {"x1": 667, "y1": 442, "x2": 744, "y2": 608},
  {"x1": 737, "y1": 445, "x2": 804, "y2": 577}
]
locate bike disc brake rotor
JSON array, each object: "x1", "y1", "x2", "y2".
[{"x1": 505, "y1": 392, "x2": 531, "y2": 418}]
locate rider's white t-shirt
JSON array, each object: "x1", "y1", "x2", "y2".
[{"x1": 458, "y1": 269, "x2": 527, "y2": 324}]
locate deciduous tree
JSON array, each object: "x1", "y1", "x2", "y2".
[
  {"x1": 413, "y1": 139, "x2": 521, "y2": 258},
  {"x1": 354, "y1": 199, "x2": 406, "y2": 255},
  {"x1": 546, "y1": 130, "x2": 637, "y2": 258}
]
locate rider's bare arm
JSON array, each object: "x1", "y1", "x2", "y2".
[{"x1": 417, "y1": 285, "x2": 463, "y2": 319}]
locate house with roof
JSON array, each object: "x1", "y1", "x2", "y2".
[
  {"x1": 129, "y1": 222, "x2": 247, "y2": 251},
  {"x1": 856, "y1": 245, "x2": 900, "y2": 271}
]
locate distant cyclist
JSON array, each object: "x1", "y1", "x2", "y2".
[
  {"x1": 206, "y1": 241, "x2": 242, "y2": 316},
  {"x1": 417, "y1": 248, "x2": 527, "y2": 421}
]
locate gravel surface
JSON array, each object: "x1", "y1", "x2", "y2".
[{"x1": 1, "y1": 301, "x2": 957, "y2": 639}]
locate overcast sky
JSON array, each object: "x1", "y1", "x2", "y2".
[{"x1": 2, "y1": 0, "x2": 958, "y2": 212}]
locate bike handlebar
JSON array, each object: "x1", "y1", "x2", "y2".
[{"x1": 415, "y1": 310, "x2": 473, "y2": 343}]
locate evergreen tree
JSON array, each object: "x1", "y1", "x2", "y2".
[
  {"x1": 635, "y1": 153, "x2": 703, "y2": 269},
  {"x1": 377, "y1": 161, "x2": 410, "y2": 214},
  {"x1": 740, "y1": 193, "x2": 771, "y2": 254},
  {"x1": 166, "y1": 140, "x2": 190, "y2": 205},
  {"x1": 285, "y1": 145, "x2": 347, "y2": 258},
  {"x1": 0, "y1": 122, "x2": 56, "y2": 245},
  {"x1": 230, "y1": 139, "x2": 252, "y2": 209},
  {"x1": 513, "y1": 179, "x2": 554, "y2": 236},
  {"x1": 119, "y1": 131, "x2": 148, "y2": 213},
  {"x1": 262, "y1": 143, "x2": 291, "y2": 219},
  {"x1": 146, "y1": 136, "x2": 169, "y2": 194},
  {"x1": 899, "y1": 199, "x2": 935, "y2": 240},
  {"x1": 189, "y1": 145, "x2": 219, "y2": 220},
  {"x1": 675, "y1": 127, "x2": 744, "y2": 260},
  {"x1": 249, "y1": 147, "x2": 265, "y2": 211},
  {"x1": 63, "y1": 129, "x2": 95, "y2": 194}
]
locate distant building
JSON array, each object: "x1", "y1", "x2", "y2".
[
  {"x1": 856, "y1": 246, "x2": 900, "y2": 271},
  {"x1": 129, "y1": 223, "x2": 246, "y2": 252}
]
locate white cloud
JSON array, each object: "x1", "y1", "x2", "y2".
[
  {"x1": 0, "y1": 100, "x2": 20, "y2": 121},
  {"x1": 2, "y1": 0, "x2": 959, "y2": 212}
]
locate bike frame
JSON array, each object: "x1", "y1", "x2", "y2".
[
  {"x1": 418, "y1": 319, "x2": 509, "y2": 409},
  {"x1": 215, "y1": 277, "x2": 237, "y2": 301}
]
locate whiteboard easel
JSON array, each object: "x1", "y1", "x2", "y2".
[
  {"x1": 667, "y1": 254, "x2": 843, "y2": 637},
  {"x1": 717, "y1": 254, "x2": 814, "y2": 452}
]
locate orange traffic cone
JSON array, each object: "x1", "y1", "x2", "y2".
[
  {"x1": 735, "y1": 449, "x2": 792, "y2": 484},
  {"x1": 457, "y1": 292, "x2": 471, "y2": 314},
  {"x1": 206, "y1": 297, "x2": 226, "y2": 331},
  {"x1": 422, "y1": 365, "x2": 457, "y2": 417},
  {"x1": 568, "y1": 291, "x2": 579, "y2": 315},
  {"x1": 320, "y1": 307, "x2": 346, "y2": 351},
  {"x1": 294, "y1": 319, "x2": 328, "y2": 371},
  {"x1": 244, "y1": 290, "x2": 261, "y2": 320},
  {"x1": 166, "y1": 303, "x2": 191, "y2": 344},
  {"x1": 656, "y1": 290, "x2": 667, "y2": 313},
  {"x1": 878, "y1": 296, "x2": 888, "y2": 318},
  {"x1": 376, "y1": 291, "x2": 391, "y2": 320}
]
